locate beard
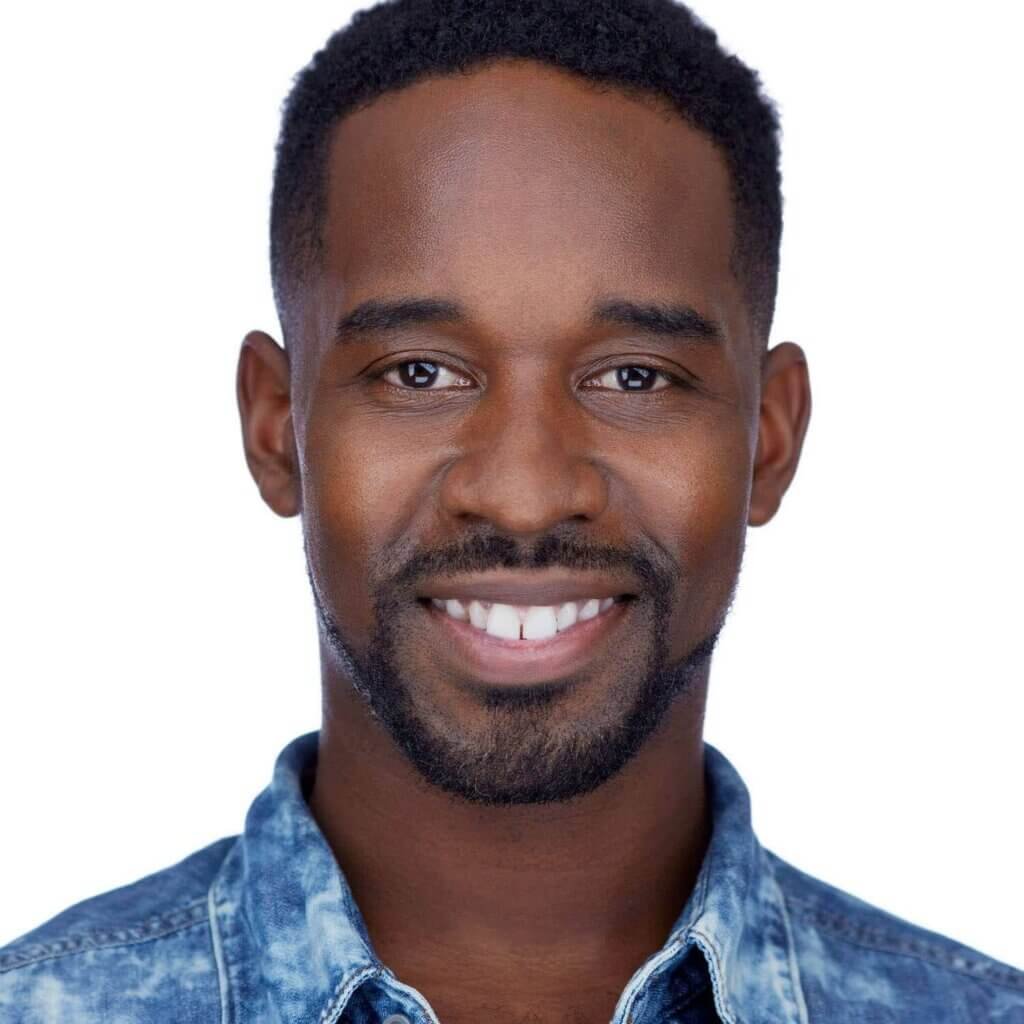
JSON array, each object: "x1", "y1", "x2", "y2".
[{"x1": 307, "y1": 527, "x2": 727, "y2": 806}]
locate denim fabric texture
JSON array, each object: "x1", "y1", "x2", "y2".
[{"x1": 2, "y1": 732, "x2": 1022, "y2": 1023}]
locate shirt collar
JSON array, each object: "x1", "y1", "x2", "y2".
[
  {"x1": 210, "y1": 732, "x2": 384, "y2": 1023},
  {"x1": 213, "y1": 731, "x2": 806, "y2": 1024},
  {"x1": 665, "y1": 745, "x2": 808, "y2": 1024}
]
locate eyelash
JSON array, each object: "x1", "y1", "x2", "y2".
[{"x1": 375, "y1": 360, "x2": 692, "y2": 395}]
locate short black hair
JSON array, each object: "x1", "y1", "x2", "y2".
[{"x1": 270, "y1": 0, "x2": 782, "y2": 342}]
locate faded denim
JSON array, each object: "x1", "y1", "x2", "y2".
[{"x1": 2, "y1": 732, "x2": 1022, "y2": 1022}]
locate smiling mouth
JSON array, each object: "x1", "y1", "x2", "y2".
[
  {"x1": 424, "y1": 594, "x2": 629, "y2": 641},
  {"x1": 416, "y1": 594, "x2": 636, "y2": 686}
]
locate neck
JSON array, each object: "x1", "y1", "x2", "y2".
[{"x1": 309, "y1": 672, "x2": 711, "y2": 1006}]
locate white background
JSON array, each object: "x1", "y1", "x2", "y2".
[{"x1": 1, "y1": 1, "x2": 1021, "y2": 968}]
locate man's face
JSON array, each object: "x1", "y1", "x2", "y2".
[{"x1": 251, "y1": 61, "x2": 792, "y2": 805}]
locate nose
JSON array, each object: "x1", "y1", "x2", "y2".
[{"x1": 438, "y1": 380, "x2": 609, "y2": 536}]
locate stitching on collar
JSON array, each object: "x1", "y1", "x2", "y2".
[
  {"x1": 785, "y1": 897, "x2": 1024, "y2": 993},
  {"x1": 0, "y1": 900, "x2": 209, "y2": 973},
  {"x1": 207, "y1": 878, "x2": 232, "y2": 1024},
  {"x1": 320, "y1": 964, "x2": 382, "y2": 1024}
]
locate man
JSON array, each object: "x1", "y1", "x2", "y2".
[{"x1": 2, "y1": 0, "x2": 1021, "y2": 1020}]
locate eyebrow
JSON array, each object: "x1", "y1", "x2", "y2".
[
  {"x1": 333, "y1": 295, "x2": 723, "y2": 346},
  {"x1": 335, "y1": 297, "x2": 463, "y2": 344},
  {"x1": 591, "y1": 298, "x2": 722, "y2": 343}
]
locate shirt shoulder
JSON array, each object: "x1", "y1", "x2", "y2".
[
  {"x1": 0, "y1": 836, "x2": 236, "y2": 1023},
  {"x1": 768, "y1": 851, "x2": 1024, "y2": 1023}
]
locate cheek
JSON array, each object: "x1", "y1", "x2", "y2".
[
  {"x1": 624, "y1": 421, "x2": 752, "y2": 632},
  {"x1": 300, "y1": 408, "x2": 438, "y2": 633}
]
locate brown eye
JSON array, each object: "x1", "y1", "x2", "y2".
[
  {"x1": 383, "y1": 361, "x2": 472, "y2": 390},
  {"x1": 587, "y1": 366, "x2": 671, "y2": 392}
]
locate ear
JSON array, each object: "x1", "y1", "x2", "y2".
[
  {"x1": 236, "y1": 330, "x2": 301, "y2": 518},
  {"x1": 748, "y1": 341, "x2": 812, "y2": 526}
]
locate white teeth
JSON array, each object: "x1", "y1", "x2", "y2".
[
  {"x1": 522, "y1": 605, "x2": 558, "y2": 640},
  {"x1": 432, "y1": 595, "x2": 620, "y2": 639},
  {"x1": 485, "y1": 602, "x2": 522, "y2": 640},
  {"x1": 556, "y1": 601, "x2": 578, "y2": 631},
  {"x1": 467, "y1": 600, "x2": 488, "y2": 629}
]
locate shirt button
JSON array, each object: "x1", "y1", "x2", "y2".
[{"x1": 382, "y1": 1016, "x2": 411, "y2": 1024}]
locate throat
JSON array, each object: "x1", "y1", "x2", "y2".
[{"x1": 383, "y1": 964, "x2": 632, "y2": 1024}]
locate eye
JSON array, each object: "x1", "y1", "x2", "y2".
[
  {"x1": 381, "y1": 360, "x2": 473, "y2": 390},
  {"x1": 584, "y1": 366, "x2": 673, "y2": 392}
]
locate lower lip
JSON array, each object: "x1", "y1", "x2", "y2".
[{"x1": 421, "y1": 599, "x2": 632, "y2": 686}]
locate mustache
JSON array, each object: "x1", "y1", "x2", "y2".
[{"x1": 375, "y1": 525, "x2": 678, "y2": 607}]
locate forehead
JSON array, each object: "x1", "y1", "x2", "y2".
[{"x1": 314, "y1": 59, "x2": 745, "y2": 353}]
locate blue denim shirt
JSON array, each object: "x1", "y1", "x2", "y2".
[{"x1": 2, "y1": 732, "x2": 1022, "y2": 1023}]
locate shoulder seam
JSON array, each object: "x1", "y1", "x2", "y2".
[
  {"x1": 0, "y1": 899, "x2": 209, "y2": 974},
  {"x1": 785, "y1": 894, "x2": 1024, "y2": 994}
]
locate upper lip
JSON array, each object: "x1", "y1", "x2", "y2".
[{"x1": 417, "y1": 571, "x2": 637, "y2": 607}]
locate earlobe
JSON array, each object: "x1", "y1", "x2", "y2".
[
  {"x1": 236, "y1": 330, "x2": 302, "y2": 518},
  {"x1": 748, "y1": 341, "x2": 812, "y2": 526}
]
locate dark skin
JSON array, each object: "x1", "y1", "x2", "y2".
[{"x1": 238, "y1": 60, "x2": 810, "y2": 1024}]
